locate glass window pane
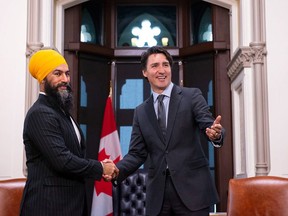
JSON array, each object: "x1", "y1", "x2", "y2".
[
  {"x1": 80, "y1": 124, "x2": 87, "y2": 140},
  {"x1": 80, "y1": 76, "x2": 87, "y2": 107},
  {"x1": 81, "y1": 8, "x2": 96, "y2": 43},
  {"x1": 198, "y1": 8, "x2": 213, "y2": 43},
  {"x1": 120, "y1": 126, "x2": 132, "y2": 156},
  {"x1": 81, "y1": 1, "x2": 104, "y2": 45},
  {"x1": 120, "y1": 79, "x2": 143, "y2": 109},
  {"x1": 117, "y1": 5, "x2": 176, "y2": 47},
  {"x1": 190, "y1": 2, "x2": 212, "y2": 45}
]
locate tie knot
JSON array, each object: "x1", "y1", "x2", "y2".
[{"x1": 158, "y1": 94, "x2": 165, "y2": 102}]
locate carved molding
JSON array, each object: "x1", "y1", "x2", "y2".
[
  {"x1": 250, "y1": 42, "x2": 267, "y2": 64},
  {"x1": 227, "y1": 46, "x2": 252, "y2": 80},
  {"x1": 26, "y1": 42, "x2": 44, "y2": 57},
  {"x1": 227, "y1": 43, "x2": 266, "y2": 81}
]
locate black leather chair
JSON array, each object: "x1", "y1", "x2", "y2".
[{"x1": 113, "y1": 169, "x2": 147, "y2": 216}]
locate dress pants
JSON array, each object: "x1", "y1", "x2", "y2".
[{"x1": 158, "y1": 170, "x2": 210, "y2": 216}]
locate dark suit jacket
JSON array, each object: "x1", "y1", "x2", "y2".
[
  {"x1": 116, "y1": 85, "x2": 224, "y2": 216},
  {"x1": 20, "y1": 94, "x2": 103, "y2": 216}
]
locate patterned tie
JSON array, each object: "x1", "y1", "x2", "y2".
[{"x1": 157, "y1": 94, "x2": 166, "y2": 138}]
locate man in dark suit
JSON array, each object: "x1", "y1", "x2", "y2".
[
  {"x1": 111, "y1": 46, "x2": 224, "y2": 216},
  {"x1": 20, "y1": 49, "x2": 118, "y2": 216}
]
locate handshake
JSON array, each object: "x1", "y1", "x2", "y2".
[{"x1": 101, "y1": 159, "x2": 119, "y2": 182}]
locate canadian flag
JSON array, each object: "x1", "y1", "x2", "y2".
[{"x1": 91, "y1": 96, "x2": 122, "y2": 216}]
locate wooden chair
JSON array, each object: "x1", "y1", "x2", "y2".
[
  {"x1": 227, "y1": 176, "x2": 288, "y2": 216},
  {"x1": 0, "y1": 178, "x2": 26, "y2": 216}
]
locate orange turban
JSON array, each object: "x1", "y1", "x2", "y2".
[{"x1": 29, "y1": 49, "x2": 68, "y2": 83}]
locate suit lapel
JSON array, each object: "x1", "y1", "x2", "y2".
[
  {"x1": 41, "y1": 95, "x2": 84, "y2": 155},
  {"x1": 65, "y1": 113, "x2": 84, "y2": 154},
  {"x1": 144, "y1": 95, "x2": 166, "y2": 144},
  {"x1": 166, "y1": 85, "x2": 182, "y2": 146},
  {"x1": 144, "y1": 86, "x2": 183, "y2": 146}
]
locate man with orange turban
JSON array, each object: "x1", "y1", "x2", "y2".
[{"x1": 20, "y1": 49, "x2": 118, "y2": 216}]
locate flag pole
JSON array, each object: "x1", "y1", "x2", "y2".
[
  {"x1": 110, "y1": 60, "x2": 116, "y2": 111},
  {"x1": 109, "y1": 80, "x2": 112, "y2": 98}
]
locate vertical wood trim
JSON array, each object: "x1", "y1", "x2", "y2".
[
  {"x1": 212, "y1": 4, "x2": 233, "y2": 212},
  {"x1": 177, "y1": 0, "x2": 186, "y2": 47},
  {"x1": 106, "y1": 0, "x2": 115, "y2": 48},
  {"x1": 64, "y1": 5, "x2": 81, "y2": 119}
]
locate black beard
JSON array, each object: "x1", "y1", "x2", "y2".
[{"x1": 44, "y1": 81, "x2": 73, "y2": 113}]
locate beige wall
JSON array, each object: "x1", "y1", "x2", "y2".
[
  {"x1": 265, "y1": 0, "x2": 288, "y2": 177},
  {"x1": 0, "y1": 0, "x2": 27, "y2": 179}
]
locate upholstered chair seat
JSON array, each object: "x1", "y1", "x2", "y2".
[
  {"x1": 0, "y1": 178, "x2": 26, "y2": 216},
  {"x1": 227, "y1": 176, "x2": 288, "y2": 216}
]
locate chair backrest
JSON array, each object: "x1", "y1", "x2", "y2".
[
  {"x1": 0, "y1": 178, "x2": 26, "y2": 216},
  {"x1": 226, "y1": 176, "x2": 288, "y2": 216},
  {"x1": 113, "y1": 169, "x2": 147, "y2": 216}
]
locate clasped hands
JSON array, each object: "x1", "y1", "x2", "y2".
[
  {"x1": 206, "y1": 115, "x2": 222, "y2": 141},
  {"x1": 101, "y1": 159, "x2": 119, "y2": 182}
]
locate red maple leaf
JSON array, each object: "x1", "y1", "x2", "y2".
[{"x1": 95, "y1": 148, "x2": 121, "y2": 196}]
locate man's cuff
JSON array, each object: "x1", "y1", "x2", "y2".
[{"x1": 211, "y1": 135, "x2": 223, "y2": 147}]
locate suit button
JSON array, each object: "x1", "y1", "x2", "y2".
[{"x1": 165, "y1": 150, "x2": 168, "y2": 154}]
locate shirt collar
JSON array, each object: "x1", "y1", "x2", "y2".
[{"x1": 152, "y1": 82, "x2": 174, "y2": 103}]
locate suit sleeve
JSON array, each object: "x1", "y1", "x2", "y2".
[
  {"x1": 24, "y1": 108, "x2": 103, "y2": 180},
  {"x1": 192, "y1": 88, "x2": 225, "y2": 146},
  {"x1": 116, "y1": 107, "x2": 148, "y2": 182}
]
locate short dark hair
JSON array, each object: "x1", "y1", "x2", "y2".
[{"x1": 140, "y1": 46, "x2": 173, "y2": 71}]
